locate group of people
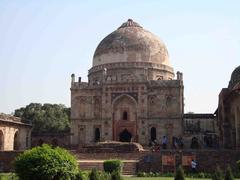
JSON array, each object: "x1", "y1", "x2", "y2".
[{"x1": 149, "y1": 135, "x2": 184, "y2": 151}]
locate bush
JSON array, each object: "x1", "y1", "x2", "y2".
[
  {"x1": 175, "y1": 166, "x2": 185, "y2": 180},
  {"x1": 0, "y1": 173, "x2": 18, "y2": 180},
  {"x1": 212, "y1": 166, "x2": 224, "y2": 180},
  {"x1": 111, "y1": 170, "x2": 123, "y2": 180},
  {"x1": 88, "y1": 169, "x2": 110, "y2": 180},
  {"x1": 103, "y1": 160, "x2": 122, "y2": 174},
  {"x1": 75, "y1": 170, "x2": 87, "y2": 180},
  {"x1": 225, "y1": 165, "x2": 234, "y2": 180},
  {"x1": 14, "y1": 144, "x2": 79, "y2": 180},
  {"x1": 89, "y1": 169, "x2": 99, "y2": 180}
]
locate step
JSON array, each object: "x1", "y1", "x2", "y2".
[
  {"x1": 74, "y1": 152, "x2": 148, "y2": 160},
  {"x1": 78, "y1": 160, "x2": 138, "y2": 175}
]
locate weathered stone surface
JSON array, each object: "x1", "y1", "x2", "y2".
[
  {"x1": 0, "y1": 113, "x2": 32, "y2": 151},
  {"x1": 70, "y1": 19, "x2": 184, "y2": 147},
  {"x1": 93, "y1": 19, "x2": 170, "y2": 67}
]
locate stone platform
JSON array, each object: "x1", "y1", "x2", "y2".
[{"x1": 77, "y1": 141, "x2": 144, "y2": 153}]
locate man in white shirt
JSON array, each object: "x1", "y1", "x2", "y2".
[{"x1": 191, "y1": 159, "x2": 197, "y2": 173}]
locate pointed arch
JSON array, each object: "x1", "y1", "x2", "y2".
[
  {"x1": 0, "y1": 130, "x2": 4, "y2": 150},
  {"x1": 14, "y1": 130, "x2": 20, "y2": 150}
]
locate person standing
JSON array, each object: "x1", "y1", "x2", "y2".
[
  {"x1": 162, "y1": 136, "x2": 167, "y2": 149},
  {"x1": 191, "y1": 159, "x2": 197, "y2": 173}
]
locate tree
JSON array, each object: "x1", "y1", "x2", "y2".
[
  {"x1": 14, "y1": 144, "x2": 79, "y2": 180},
  {"x1": 175, "y1": 166, "x2": 185, "y2": 180},
  {"x1": 14, "y1": 103, "x2": 70, "y2": 133}
]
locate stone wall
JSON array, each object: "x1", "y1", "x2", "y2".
[
  {"x1": 0, "y1": 151, "x2": 21, "y2": 172},
  {"x1": 1, "y1": 150, "x2": 240, "y2": 173},
  {"x1": 31, "y1": 133, "x2": 71, "y2": 148},
  {"x1": 137, "y1": 150, "x2": 240, "y2": 173},
  {"x1": 0, "y1": 115, "x2": 32, "y2": 151}
]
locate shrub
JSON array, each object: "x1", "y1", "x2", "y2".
[
  {"x1": 111, "y1": 170, "x2": 123, "y2": 180},
  {"x1": 88, "y1": 169, "x2": 110, "y2": 180},
  {"x1": 89, "y1": 169, "x2": 99, "y2": 180},
  {"x1": 103, "y1": 160, "x2": 122, "y2": 174},
  {"x1": 137, "y1": 172, "x2": 147, "y2": 177},
  {"x1": 175, "y1": 166, "x2": 185, "y2": 180},
  {"x1": 75, "y1": 170, "x2": 87, "y2": 180},
  {"x1": 14, "y1": 144, "x2": 79, "y2": 180},
  {"x1": 225, "y1": 165, "x2": 234, "y2": 180},
  {"x1": 212, "y1": 166, "x2": 224, "y2": 180}
]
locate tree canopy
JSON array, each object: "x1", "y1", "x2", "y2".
[{"x1": 14, "y1": 103, "x2": 70, "y2": 133}]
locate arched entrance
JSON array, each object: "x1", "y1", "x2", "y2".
[
  {"x1": 150, "y1": 127, "x2": 156, "y2": 141},
  {"x1": 112, "y1": 94, "x2": 137, "y2": 142},
  {"x1": 94, "y1": 128, "x2": 100, "y2": 142},
  {"x1": 0, "y1": 130, "x2": 3, "y2": 150},
  {"x1": 119, "y1": 129, "x2": 132, "y2": 142}
]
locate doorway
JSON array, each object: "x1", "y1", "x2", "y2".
[
  {"x1": 119, "y1": 129, "x2": 132, "y2": 142},
  {"x1": 150, "y1": 127, "x2": 156, "y2": 141}
]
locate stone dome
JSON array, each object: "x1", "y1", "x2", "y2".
[
  {"x1": 228, "y1": 65, "x2": 240, "y2": 89},
  {"x1": 92, "y1": 19, "x2": 170, "y2": 67}
]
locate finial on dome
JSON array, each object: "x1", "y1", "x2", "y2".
[{"x1": 118, "y1": 19, "x2": 142, "y2": 29}]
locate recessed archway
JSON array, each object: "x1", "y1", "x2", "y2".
[
  {"x1": 112, "y1": 94, "x2": 137, "y2": 142},
  {"x1": 0, "y1": 130, "x2": 4, "y2": 150},
  {"x1": 14, "y1": 131, "x2": 20, "y2": 150},
  {"x1": 119, "y1": 129, "x2": 132, "y2": 142}
]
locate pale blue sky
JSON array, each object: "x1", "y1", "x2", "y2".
[{"x1": 0, "y1": 1, "x2": 239, "y2": 114}]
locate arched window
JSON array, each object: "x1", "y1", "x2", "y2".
[
  {"x1": 94, "y1": 128, "x2": 100, "y2": 142},
  {"x1": 191, "y1": 137, "x2": 199, "y2": 149},
  {"x1": 123, "y1": 111, "x2": 128, "y2": 120},
  {"x1": 150, "y1": 127, "x2": 156, "y2": 141}
]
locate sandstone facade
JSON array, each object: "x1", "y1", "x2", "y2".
[
  {"x1": 70, "y1": 19, "x2": 184, "y2": 147},
  {"x1": 0, "y1": 113, "x2": 32, "y2": 151}
]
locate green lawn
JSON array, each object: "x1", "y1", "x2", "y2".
[
  {"x1": 124, "y1": 178, "x2": 211, "y2": 180},
  {"x1": 0, "y1": 173, "x2": 18, "y2": 180},
  {"x1": 125, "y1": 178, "x2": 240, "y2": 180}
]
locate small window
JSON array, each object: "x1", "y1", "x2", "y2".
[{"x1": 123, "y1": 111, "x2": 128, "y2": 120}]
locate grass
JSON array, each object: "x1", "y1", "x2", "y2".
[
  {"x1": 124, "y1": 177, "x2": 240, "y2": 180},
  {"x1": 0, "y1": 173, "x2": 18, "y2": 180},
  {"x1": 124, "y1": 178, "x2": 211, "y2": 180}
]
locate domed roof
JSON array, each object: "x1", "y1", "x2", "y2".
[
  {"x1": 228, "y1": 65, "x2": 240, "y2": 89},
  {"x1": 92, "y1": 19, "x2": 170, "y2": 67}
]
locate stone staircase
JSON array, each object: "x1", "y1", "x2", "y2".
[
  {"x1": 78, "y1": 160, "x2": 138, "y2": 175},
  {"x1": 73, "y1": 152, "x2": 150, "y2": 175}
]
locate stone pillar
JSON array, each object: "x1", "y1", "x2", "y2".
[
  {"x1": 177, "y1": 71, "x2": 183, "y2": 81},
  {"x1": 71, "y1": 74, "x2": 75, "y2": 84}
]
